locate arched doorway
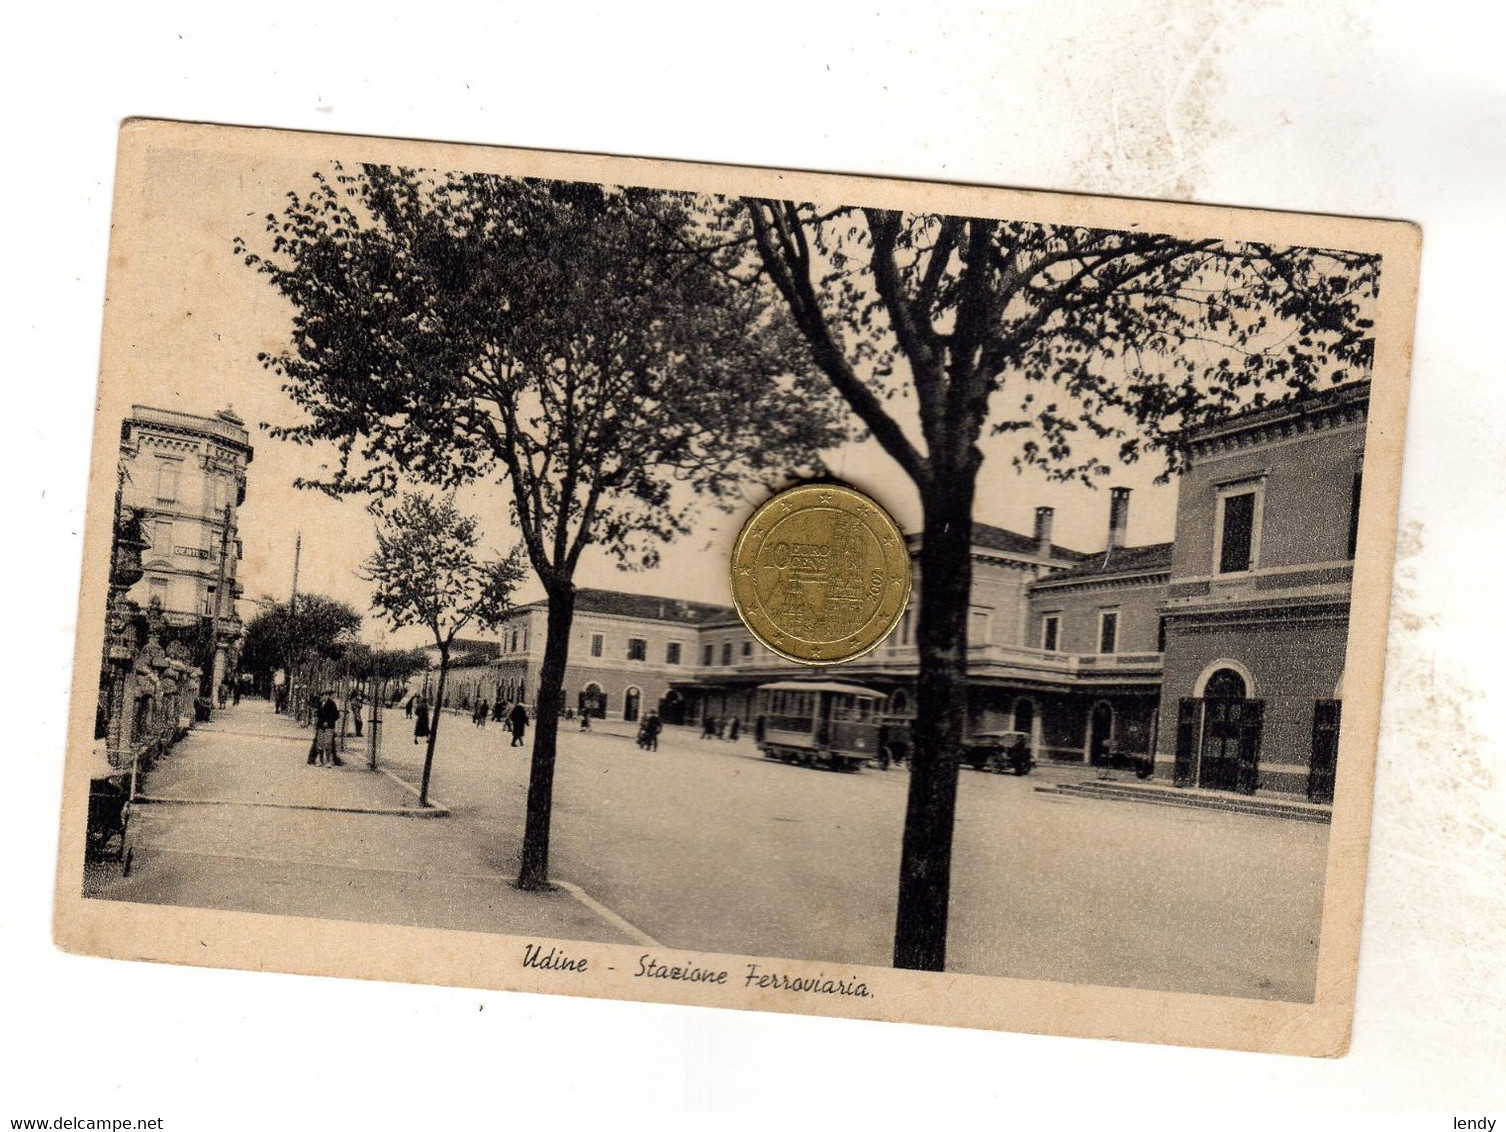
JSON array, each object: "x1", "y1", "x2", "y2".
[
  {"x1": 890, "y1": 689, "x2": 910, "y2": 716},
  {"x1": 579, "y1": 682, "x2": 605, "y2": 719},
  {"x1": 660, "y1": 688, "x2": 686, "y2": 726},
  {"x1": 1086, "y1": 701, "x2": 1114, "y2": 765},
  {"x1": 623, "y1": 686, "x2": 641, "y2": 723},
  {"x1": 1179, "y1": 662, "x2": 1263, "y2": 794}
]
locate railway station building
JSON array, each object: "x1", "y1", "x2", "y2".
[{"x1": 473, "y1": 381, "x2": 1367, "y2": 803}]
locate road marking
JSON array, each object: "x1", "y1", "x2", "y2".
[
  {"x1": 133, "y1": 793, "x2": 449, "y2": 818},
  {"x1": 553, "y1": 880, "x2": 661, "y2": 948}
]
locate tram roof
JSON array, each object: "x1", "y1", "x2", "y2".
[{"x1": 756, "y1": 680, "x2": 886, "y2": 697}]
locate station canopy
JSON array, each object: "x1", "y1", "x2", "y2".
[{"x1": 756, "y1": 680, "x2": 885, "y2": 698}]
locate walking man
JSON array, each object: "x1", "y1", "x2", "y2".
[{"x1": 508, "y1": 702, "x2": 529, "y2": 748}]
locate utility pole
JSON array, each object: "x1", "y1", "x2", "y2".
[{"x1": 285, "y1": 532, "x2": 301, "y2": 716}]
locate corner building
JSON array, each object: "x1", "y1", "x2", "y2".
[
  {"x1": 119, "y1": 405, "x2": 253, "y2": 693},
  {"x1": 1154, "y1": 382, "x2": 1365, "y2": 801}
]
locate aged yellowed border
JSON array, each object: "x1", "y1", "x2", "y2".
[{"x1": 54, "y1": 118, "x2": 1421, "y2": 1056}]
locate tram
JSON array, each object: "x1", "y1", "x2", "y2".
[{"x1": 753, "y1": 680, "x2": 887, "y2": 772}]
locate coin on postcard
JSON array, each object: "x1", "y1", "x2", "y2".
[{"x1": 731, "y1": 483, "x2": 912, "y2": 665}]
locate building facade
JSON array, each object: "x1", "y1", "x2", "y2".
[
  {"x1": 489, "y1": 591, "x2": 728, "y2": 723},
  {"x1": 119, "y1": 405, "x2": 253, "y2": 693},
  {"x1": 1154, "y1": 381, "x2": 1366, "y2": 802}
]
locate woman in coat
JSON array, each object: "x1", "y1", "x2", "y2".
[{"x1": 414, "y1": 699, "x2": 430, "y2": 745}]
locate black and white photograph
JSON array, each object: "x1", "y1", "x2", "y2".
[{"x1": 57, "y1": 120, "x2": 1417, "y2": 1057}]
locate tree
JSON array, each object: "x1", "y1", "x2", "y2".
[
  {"x1": 733, "y1": 202, "x2": 1378, "y2": 970},
  {"x1": 342, "y1": 642, "x2": 429, "y2": 689},
  {"x1": 362, "y1": 493, "x2": 525, "y2": 807},
  {"x1": 238, "y1": 167, "x2": 847, "y2": 887},
  {"x1": 241, "y1": 594, "x2": 362, "y2": 692}
]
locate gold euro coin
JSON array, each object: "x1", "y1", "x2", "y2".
[{"x1": 731, "y1": 483, "x2": 912, "y2": 666}]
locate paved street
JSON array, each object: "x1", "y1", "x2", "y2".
[{"x1": 91, "y1": 698, "x2": 1329, "y2": 1001}]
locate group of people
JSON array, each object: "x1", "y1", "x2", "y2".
[
  {"x1": 404, "y1": 693, "x2": 530, "y2": 748},
  {"x1": 308, "y1": 691, "x2": 345, "y2": 767},
  {"x1": 699, "y1": 714, "x2": 742, "y2": 742},
  {"x1": 635, "y1": 711, "x2": 662, "y2": 751},
  {"x1": 304, "y1": 689, "x2": 370, "y2": 767}
]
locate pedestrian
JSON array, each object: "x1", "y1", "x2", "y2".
[
  {"x1": 508, "y1": 702, "x2": 529, "y2": 748},
  {"x1": 492, "y1": 698, "x2": 505, "y2": 723},
  {"x1": 231, "y1": 678, "x2": 242, "y2": 705},
  {"x1": 477, "y1": 699, "x2": 489, "y2": 728},
  {"x1": 727, "y1": 716, "x2": 740, "y2": 742},
  {"x1": 579, "y1": 708, "x2": 591, "y2": 731},
  {"x1": 471, "y1": 701, "x2": 483, "y2": 727},
  {"x1": 349, "y1": 689, "x2": 364, "y2": 738},
  {"x1": 216, "y1": 683, "x2": 228, "y2": 709},
  {"x1": 311, "y1": 691, "x2": 341, "y2": 767},
  {"x1": 701, "y1": 715, "x2": 717, "y2": 740},
  {"x1": 414, "y1": 698, "x2": 430, "y2": 745},
  {"x1": 405, "y1": 695, "x2": 415, "y2": 719},
  {"x1": 717, "y1": 717, "x2": 728, "y2": 740},
  {"x1": 643, "y1": 710, "x2": 661, "y2": 752}
]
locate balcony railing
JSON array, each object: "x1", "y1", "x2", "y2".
[
  {"x1": 686, "y1": 641, "x2": 1163, "y2": 684},
  {"x1": 131, "y1": 405, "x2": 250, "y2": 448}
]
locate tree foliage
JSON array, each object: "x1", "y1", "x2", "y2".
[
  {"x1": 341, "y1": 642, "x2": 429, "y2": 684},
  {"x1": 738, "y1": 203, "x2": 1378, "y2": 488},
  {"x1": 362, "y1": 493, "x2": 524, "y2": 652},
  {"x1": 236, "y1": 166, "x2": 849, "y2": 580},
  {"x1": 241, "y1": 593, "x2": 362, "y2": 685}
]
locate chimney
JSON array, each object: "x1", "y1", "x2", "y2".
[
  {"x1": 1033, "y1": 506, "x2": 1055, "y2": 558},
  {"x1": 1108, "y1": 487, "x2": 1131, "y2": 551}
]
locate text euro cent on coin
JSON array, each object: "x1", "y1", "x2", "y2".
[{"x1": 730, "y1": 483, "x2": 912, "y2": 666}]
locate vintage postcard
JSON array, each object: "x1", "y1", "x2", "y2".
[{"x1": 55, "y1": 119, "x2": 1420, "y2": 1055}]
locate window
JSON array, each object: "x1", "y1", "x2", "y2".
[
  {"x1": 627, "y1": 637, "x2": 647, "y2": 661},
  {"x1": 666, "y1": 642, "x2": 682, "y2": 665},
  {"x1": 1214, "y1": 482, "x2": 1263, "y2": 574},
  {"x1": 1347, "y1": 470, "x2": 1362, "y2": 559},
  {"x1": 741, "y1": 640, "x2": 752, "y2": 660},
  {"x1": 721, "y1": 642, "x2": 732, "y2": 666},
  {"x1": 1041, "y1": 615, "x2": 1060, "y2": 652},
  {"x1": 589, "y1": 633, "x2": 604, "y2": 658},
  {"x1": 1098, "y1": 610, "x2": 1119, "y2": 654},
  {"x1": 522, "y1": 627, "x2": 529, "y2": 651},
  {"x1": 156, "y1": 459, "x2": 180, "y2": 503},
  {"x1": 969, "y1": 607, "x2": 991, "y2": 643},
  {"x1": 1157, "y1": 616, "x2": 1169, "y2": 653},
  {"x1": 703, "y1": 644, "x2": 714, "y2": 666},
  {"x1": 149, "y1": 577, "x2": 168, "y2": 606},
  {"x1": 900, "y1": 610, "x2": 912, "y2": 646},
  {"x1": 154, "y1": 519, "x2": 172, "y2": 557}
]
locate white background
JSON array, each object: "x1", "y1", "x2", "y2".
[{"x1": 5, "y1": 1, "x2": 1503, "y2": 1122}]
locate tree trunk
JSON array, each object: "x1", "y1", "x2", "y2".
[
  {"x1": 517, "y1": 580, "x2": 576, "y2": 890},
  {"x1": 420, "y1": 650, "x2": 448, "y2": 808},
  {"x1": 893, "y1": 472, "x2": 977, "y2": 971}
]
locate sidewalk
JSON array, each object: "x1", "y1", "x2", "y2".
[
  {"x1": 85, "y1": 698, "x2": 642, "y2": 946},
  {"x1": 139, "y1": 699, "x2": 439, "y2": 815}
]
